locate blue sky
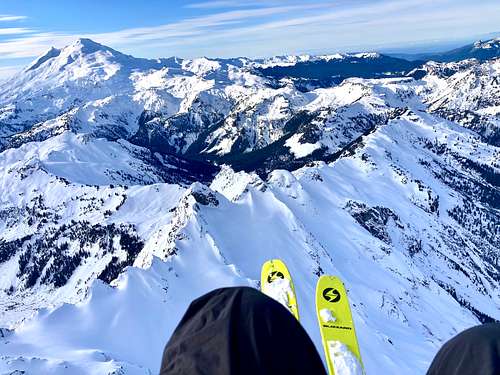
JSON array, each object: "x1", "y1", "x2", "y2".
[{"x1": 0, "y1": 0, "x2": 499, "y2": 79}]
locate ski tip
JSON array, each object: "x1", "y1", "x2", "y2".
[
  {"x1": 260, "y1": 258, "x2": 300, "y2": 321},
  {"x1": 317, "y1": 274, "x2": 341, "y2": 282},
  {"x1": 262, "y1": 258, "x2": 286, "y2": 267},
  {"x1": 261, "y1": 259, "x2": 292, "y2": 285}
]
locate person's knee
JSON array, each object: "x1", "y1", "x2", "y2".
[{"x1": 427, "y1": 323, "x2": 500, "y2": 375}]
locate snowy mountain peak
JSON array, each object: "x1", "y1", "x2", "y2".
[
  {"x1": 473, "y1": 37, "x2": 500, "y2": 50},
  {"x1": 352, "y1": 52, "x2": 380, "y2": 59},
  {"x1": 24, "y1": 46, "x2": 61, "y2": 72},
  {"x1": 57, "y1": 38, "x2": 138, "y2": 64},
  {"x1": 257, "y1": 52, "x2": 383, "y2": 68},
  {"x1": 67, "y1": 38, "x2": 109, "y2": 53},
  {"x1": 22, "y1": 38, "x2": 123, "y2": 76},
  {"x1": 0, "y1": 39, "x2": 161, "y2": 118}
]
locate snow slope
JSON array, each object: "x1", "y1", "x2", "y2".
[{"x1": 2, "y1": 113, "x2": 499, "y2": 374}]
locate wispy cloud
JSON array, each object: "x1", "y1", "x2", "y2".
[
  {"x1": 0, "y1": 15, "x2": 27, "y2": 22},
  {"x1": 185, "y1": 1, "x2": 288, "y2": 9},
  {"x1": 0, "y1": 3, "x2": 328, "y2": 59},
  {"x1": 0, "y1": 28, "x2": 32, "y2": 35},
  {"x1": 88, "y1": 3, "x2": 327, "y2": 43},
  {"x1": 106, "y1": 0, "x2": 500, "y2": 56}
]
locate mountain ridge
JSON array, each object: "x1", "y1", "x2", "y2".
[{"x1": 390, "y1": 37, "x2": 500, "y2": 62}]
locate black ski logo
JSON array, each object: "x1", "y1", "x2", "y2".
[
  {"x1": 267, "y1": 271, "x2": 284, "y2": 283},
  {"x1": 323, "y1": 288, "x2": 341, "y2": 303}
]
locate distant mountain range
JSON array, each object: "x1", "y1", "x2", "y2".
[
  {"x1": 256, "y1": 53, "x2": 421, "y2": 87},
  {"x1": 391, "y1": 37, "x2": 500, "y2": 62},
  {"x1": 258, "y1": 38, "x2": 500, "y2": 85}
]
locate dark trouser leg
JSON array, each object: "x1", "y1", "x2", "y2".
[
  {"x1": 160, "y1": 286, "x2": 327, "y2": 375},
  {"x1": 427, "y1": 323, "x2": 500, "y2": 375}
]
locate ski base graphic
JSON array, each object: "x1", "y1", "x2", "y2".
[
  {"x1": 316, "y1": 275, "x2": 363, "y2": 375},
  {"x1": 261, "y1": 259, "x2": 300, "y2": 320}
]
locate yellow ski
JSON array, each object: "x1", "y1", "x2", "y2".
[
  {"x1": 316, "y1": 275, "x2": 364, "y2": 375},
  {"x1": 261, "y1": 259, "x2": 300, "y2": 320}
]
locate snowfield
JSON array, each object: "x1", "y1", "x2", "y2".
[{"x1": 0, "y1": 38, "x2": 499, "y2": 374}]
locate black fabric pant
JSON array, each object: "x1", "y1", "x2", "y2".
[
  {"x1": 427, "y1": 323, "x2": 500, "y2": 375},
  {"x1": 160, "y1": 287, "x2": 327, "y2": 375},
  {"x1": 161, "y1": 286, "x2": 500, "y2": 375}
]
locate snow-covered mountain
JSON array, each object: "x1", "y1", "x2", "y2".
[
  {"x1": 392, "y1": 37, "x2": 500, "y2": 63},
  {"x1": 0, "y1": 38, "x2": 499, "y2": 374},
  {"x1": 419, "y1": 58, "x2": 500, "y2": 146},
  {"x1": 423, "y1": 38, "x2": 500, "y2": 63},
  {"x1": 0, "y1": 39, "x2": 418, "y2": 165}
]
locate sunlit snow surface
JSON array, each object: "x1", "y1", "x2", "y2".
[
  {"x1": 0, "y1": 39, "x2": 499, "y2": 374},
  {"x1": 1, "y1": 115, "x2": 498, "y2": 374},
  {"x1": 329, "y1": 341, "x2": 364, "y2": 375}
]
